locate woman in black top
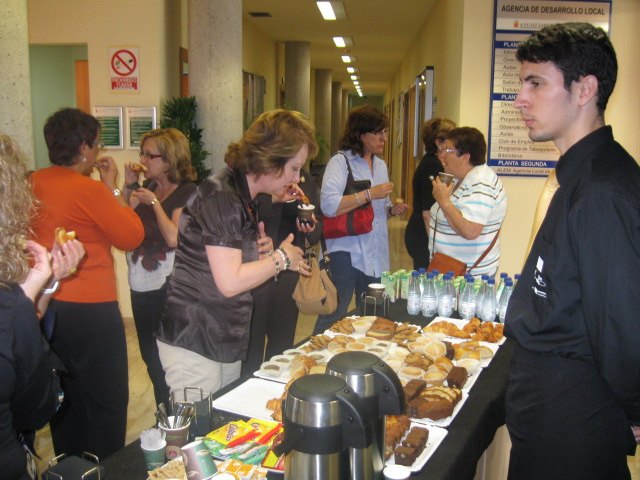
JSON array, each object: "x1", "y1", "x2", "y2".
[
  {"x1": 404, "y1": 117, "x2": 455, "y2": 269},
  {"x1": 0, "y1": 134, "x2": 84, "y2": 479}
]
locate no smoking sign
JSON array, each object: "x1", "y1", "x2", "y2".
[{"x1": 110, "y1": 47, "x2": 139, "y2": 91}]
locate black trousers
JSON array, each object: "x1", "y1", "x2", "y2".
[
  {"x1": 404, "y1": 212, "x2": 430, "y2": 270},
  {"x1": 506, "y1": 343, "x2": 634, "y2": 480},
  {"x1": 131, "y1": 287, "x2": 171, "y2": 407},
  {"x1": 242, "y1": 271, "x2": 299, "y2": 376},
  {"x1": 48, "y1": 300, "x2": 128, "y2": 460}
]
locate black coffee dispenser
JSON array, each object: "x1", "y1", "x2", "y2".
[
  {"x1": 327, "y1": 351, "x2": 405, "y2": 480},
  {"x1": 274, "y1": 374, "x2": 368, "y2": 480}
]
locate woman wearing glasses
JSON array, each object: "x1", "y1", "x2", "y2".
[
  {"x1": 30, "y1": 108, "x2": 144, "y2": 459},
  {"x1": 429, "y1": 127, "x2": 507, "y2": 277},
  {"x1": 122, "y1": 128, "x2": 197, "y2": 408},
  {"x1": 314, "y1": 105, "x2": 409, "y2": 334}
]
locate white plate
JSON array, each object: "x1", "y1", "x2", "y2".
[
  {"x1": 385, "y1": 424, "x2": 448, "y2": 472},
  {"x1": 422, "y1": 317, "x2": 506, "y2": 345},
  {"x1": 211, "y1": 378, "x2": 285, "y2": 421},
  {"x1": 410, "y1": 390, "x2": 469, "y2": 428}
]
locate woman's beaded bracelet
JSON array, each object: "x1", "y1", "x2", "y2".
[
  {"x1": 276, "y1": 247, "x2": 291, "y2": 269},
  {"x1": 267, "y1": 251, "x2": 281, "y2": 278},
  {"x1": 354, "y1": 191, "x2": 363, "y2": 205},
  {"x1": 365, "y1": 189, "x2": 371, "y2": 202}
]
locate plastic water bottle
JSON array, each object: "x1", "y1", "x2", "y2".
[
  {"x1": 479, "y1": 277, "x2": 497, "y2": 322},
  {"x1": 514, "y1": 273, "x2": 521, "y2": 286},
  {"x1": 458, "y1": 274, "x2": 477, "y2": 320},
  {"x1": 497, "y1": 278, "x2": 514, "y2": 323},
  {"x1": 421, "y1": 272, "x2": 438, "y2": 317},
  {"x1": 437, "y1": 274, "x2": 454, "y2": 318},
  {"x1": 418, "y1": 268, "x2": 427, "y2": 295},
  {"x1": 407, "y1": 271, "x2": 421, "y2": 315},
  {"x1": 475, "y1": 274, "x2": 489, "y2": 314},
  {"x1": 495, "y1": 272, "x2": 508, "y2": 302}
]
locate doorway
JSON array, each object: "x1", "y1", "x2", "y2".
[{"x1": 29, "y1": 44, "x2": 88, "y2": 169}]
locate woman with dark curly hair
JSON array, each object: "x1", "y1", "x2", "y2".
[
  {"x1": 0, "y1": 134, "x2": 84, "y2": 480},
  {"x1": 156, "y1": 110, "x2": 317, "y2": 397},
  {"x1": 123, "y1": 128, "x2": 197, "y2": 408},
  {"x1": 30, "y1": 108, "x2": 144, "y2": 459},
  {"x1": 314, "y1": 105, "x2": 408, "y2": 334}
]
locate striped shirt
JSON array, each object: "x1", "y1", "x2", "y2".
[{"x1": 429, "y1": 164, "x2": 507, "y2": 277}]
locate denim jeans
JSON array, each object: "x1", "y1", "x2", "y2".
[{"x1": 313, "y1": 251, "x2": 380, "y2": 334}]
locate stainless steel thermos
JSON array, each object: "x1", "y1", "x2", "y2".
[
  {"x1": 276, "y1": 374, "x2": 368, "y2": 480},
  {"x1": 327, "y1": 351, "x2": 405, "y2": 480}
]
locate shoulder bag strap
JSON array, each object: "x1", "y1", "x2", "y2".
[
  {"x1": 432, "y1": 203, "x2": 501, "y2": 275},
  {"x1": 467, "y1": 228, "x2": 501, "y2": 274},
  {"x1": 342, "y1": 152, "x2": 355, "y2": 190}
]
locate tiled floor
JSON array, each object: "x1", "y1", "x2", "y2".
[{"x1": 33, "y1": 216, "x2": 639, "y2": 477}]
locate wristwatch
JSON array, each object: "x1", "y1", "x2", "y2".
[
  {"x1": 113, "y1": 188, "x2": 122, "y2": 197},
  {"x1": 42, "y1": 280, "x2": 59, "y2": 295}
]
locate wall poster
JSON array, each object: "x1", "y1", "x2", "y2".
[
  {"x1": 488, "y1": 0, "x2": 611, "y2": 177},
  {"x1": 126, "y1": 106, "x2": 157, "y2": 149},
  {"x1": 92, "y1": 106, "x2": 123, "y2": 149}
]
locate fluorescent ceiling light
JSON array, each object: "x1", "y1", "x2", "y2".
[
  {"x1": 332, "y1": 36, "x2": 353, "y2": 48},
  {"x1": 317, "y1": 2, "x2": 335, "y2": 19},
  {"x1": 350, "y1": 75, "x2": 358, "y2": 80},
  {"x1": 346, "y1": 66, "x2": 356, "y2": 73},
  {"x1": 341, "y1": 55, "x2": 356, "y2": 63},
  {"x1": 317, "y1": 2, "x2": 346, "y2": 20},
  {"x1": 353, "y1": 80, "x2": 359, "y2": 86}
]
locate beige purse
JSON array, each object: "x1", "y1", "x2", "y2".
[{"x1": 292, "y1": 244, "x2": 338, "y2": 315}]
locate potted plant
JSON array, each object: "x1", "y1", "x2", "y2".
[{"x1": 160, "y1": 96, "x2": 211, "y2": 182}]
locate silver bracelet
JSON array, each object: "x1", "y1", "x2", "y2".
[
  {"x1": 42, "y1": 280, "x2": 59, "y2": 295},
  {"x1": 354, "y1": 191, "x2": 363, "y2": 205}
]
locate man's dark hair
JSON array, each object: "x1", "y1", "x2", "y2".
[
  {"x1": 516, "y1": 22, "x2": 617, "y2": 113},
  {"x1": 338, "y1": 105, "x2": 389, "y2": 156},
  {"x1": 446, "y1": 127, "x2": 486, "y2": 166},
  {"x1": 44, "y1": 108, "x2": 100, "y2": 166}
]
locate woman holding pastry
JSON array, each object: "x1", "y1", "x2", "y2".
[
  {"x1": 314, "y1": 106, "x2": 408, "y2": 335},
  {"x1": 122, "y1": 127, "x2": 197, "y2": 408},
  {"x1": 429, "y1": 127, "x2": 507, "y2": 277},
  {"x1": 30, "y1": 108, "x2": 144, "y2": 459},
  {"x1": 0, "y1": 134, "x2": 85, "y2": 479},
  {"x1": 156, "y1": 110, "x2": 316, "y2": 397}
]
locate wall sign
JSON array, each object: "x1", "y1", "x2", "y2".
[
  {"x1": 488, "y1": 0, "x2": 611, "y2": 176},
  {"x1": 126, "y1": 106, "x2": 157, "y2": 149},
  {"x1": 92, "y1": 106, "x2": 123, "y2": 149},
  {"x1": 110, "y1": 47, "x2": 139, "y2": 92}
]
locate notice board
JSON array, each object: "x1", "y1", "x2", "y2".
[{"x1": 488, "y1": 0, "x2": 611, "y2": 177}]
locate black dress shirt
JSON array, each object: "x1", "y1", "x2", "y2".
[{"x1": 505, "y1": 126, "x2": 640, "y2": 424}]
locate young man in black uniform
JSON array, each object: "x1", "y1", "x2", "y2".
[{"x1": 505, "y1": 22, "x2": 640, "y2": 479}]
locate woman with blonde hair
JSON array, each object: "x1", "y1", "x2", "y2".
[
  {"x1": 123, "y1": 127, "x2": 197, "y2": 408},
  {"x1": 0, "y1": 134, "x2": 84, "y2": 479},
  {"x1": 156, "y1": 110, "x2": 317, "y2": 397}
]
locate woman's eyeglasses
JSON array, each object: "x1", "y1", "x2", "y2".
[
  {"x1": 369, "y1": 128, "x2": 389, "y2": 137},
  {"x1": 437, "y1": 147, "x2": 461, "y2": 156},
  {"x1": 139, "y1": 151, "x2": 164, "y2": 160}
]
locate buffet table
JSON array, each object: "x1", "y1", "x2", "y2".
[{"x1": 102, "y1": 301, "x2": 513, "y2": 479}]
